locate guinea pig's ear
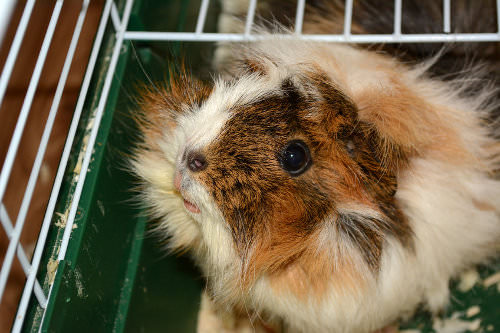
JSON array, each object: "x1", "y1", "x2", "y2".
[{"x1": 347, "y1": 69, "x2": 447, "y2": 164}]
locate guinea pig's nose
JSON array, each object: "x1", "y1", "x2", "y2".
[{"x1": 186, "y1": 150, "x2": 207, "y2": 172}]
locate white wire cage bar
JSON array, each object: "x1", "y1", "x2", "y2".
[
  {"x1": 0, "y1": 0, "x2": 95, "y2": 314},
  {"x1": 121, "y1": 0, "x2": 500, "y2": 42},
  {"x1": 0, "y1": 0, "x2": 66, "y2": 308},
  {"x1": 0, "y1": 0, "x2": 499, "y2": 331},
  {"x1": 0, "y1": 0, "x2": 17, "y2": 48},
  {"x1": 10, "y1": 0, "x2": 95, "y2": 329},
  {"x1": 0, "y1": 0, "x2": 104, "y2": 331}
]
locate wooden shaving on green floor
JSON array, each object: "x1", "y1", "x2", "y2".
[
  {"x1": 457, "y1": 269, "x2": 480, "y2": 292},
  {"x1": 482, "y1": 272, "x2": 500, "y2": 288},
  {"x1": 432, "y1": 316, "x2": 481, "y2": 333},
  {"x1": 465, "y1": 305, "x2": 480, "y2": 318}
]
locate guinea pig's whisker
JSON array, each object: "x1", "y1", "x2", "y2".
[{"x1": 130, "y1": 41, "x2": 160, "y2": 95}]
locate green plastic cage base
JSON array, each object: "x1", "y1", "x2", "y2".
[{"x1": 22, "y1": 0, "x2": 499, "y2": 332}]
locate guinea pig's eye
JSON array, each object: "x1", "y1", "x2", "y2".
[{"x1": 279, "y1": 140, "x2": 312, "y2": 176}]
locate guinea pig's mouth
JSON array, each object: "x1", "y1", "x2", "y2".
[
  {"x1": 174, "y1": 170, "x2": 201, "y2": 214},
  {"x1": 182, "y1": 198, "x2": 200, "y2": 214}
]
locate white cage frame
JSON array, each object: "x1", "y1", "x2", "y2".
[{"x1": 0, "y1": 0, "x2": 499, "y2": 331}]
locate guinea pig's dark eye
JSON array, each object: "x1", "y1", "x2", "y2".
[{"x1": 279, "y1": 140, "x2": 312, "y2": 176}]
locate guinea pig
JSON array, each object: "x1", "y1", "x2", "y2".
[{"x1": 131, "y1": 2, "x2": 500, "y2": 332}]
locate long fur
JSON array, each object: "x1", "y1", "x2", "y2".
[{"x1": 131, "y1": 1, "x2": 500, "y2": 332}]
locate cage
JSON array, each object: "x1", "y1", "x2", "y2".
[{"x1": 0, "y1": 0, "x2": 499, "y2": 332}]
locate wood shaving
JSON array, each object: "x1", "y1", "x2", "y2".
[
  {"x1": 46, "y1": 259, "x2": 59, "y2": 285},
  {"x1": 54, "y1": 212, "x2": 67, "y2": 228},
  {"x1": 457, "y1": 269, "x2": 480, "y2": 292},
  {"x1": 483, "y1": 271, "x2": 500, "y2": 288},
  {"x1": 433, "y1": 316, "x2": 481, "y2": 333},
  {"x1": 465, "y1": 305, "x2": 480, "y2": 318}
]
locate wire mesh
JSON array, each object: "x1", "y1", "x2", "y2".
[
  {"x1": 0, "y1": 0, "x2": 105, "y2": 331},
  {"x1": 0, "y1": 0, "x2": 65, "y2": 310},
  {"x1": 122, "y1": 0, "x2": 500, "y2": 42},
  {"x1": 0, "y1": 0, "x2": 499, "y2": 331}
]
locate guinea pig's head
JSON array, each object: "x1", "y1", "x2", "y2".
[{"x1": 132, "y1": 52, "x2": 416, "y2": 303}]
